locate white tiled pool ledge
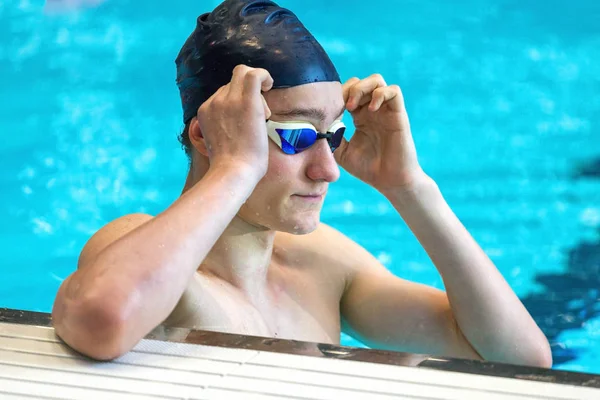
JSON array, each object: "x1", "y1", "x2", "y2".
[{"x1": 1, "y1": 308, "x2": 599, "y2": 400}]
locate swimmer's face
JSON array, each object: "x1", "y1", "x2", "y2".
[{"x1": 238, "y1": 81, "x2": 344, "y2": 235}]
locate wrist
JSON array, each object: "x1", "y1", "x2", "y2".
[
  {"x1": 208, "y1": 160, "x2": 265, "y2": 186},
  {"x1": 202, "y1": 163, "x2": 263, "y2": 201},
  {"x1": 380, "y1": 173, "x2": 440, "y2": 208}
]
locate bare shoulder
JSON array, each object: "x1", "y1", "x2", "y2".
[
  {"x1": 309, "y1": 223, "x2": 384, "y2": 276},
  {"x1": 77, "y1": 213, "x2": 154, "y2": 269},
  {"x1": 275, "y1": 223, "x2": 383, "y2": 290}
]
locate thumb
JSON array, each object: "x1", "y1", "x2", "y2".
[
  {"x1": 333, "y1": 137, "x2": 350, "y2": 166},
  {"x1": 261, "y1": 94, "x2": 272, "y2": 120}
]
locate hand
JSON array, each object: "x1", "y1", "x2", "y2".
[
  {"x1": 197, "y1": 65, "x2": 274, "y2": 181},
  {"x1": 334, "y1": 74, "x2": 426, "y2": 194}
]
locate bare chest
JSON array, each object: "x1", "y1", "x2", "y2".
[{"x1": 163, "y1": 268, "x2": 342, "y2": 345}]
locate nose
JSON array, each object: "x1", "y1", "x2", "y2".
[{"x1": 304, "y1": 138, "x2": 340, "y2": 183}]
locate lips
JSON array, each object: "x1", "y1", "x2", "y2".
[
  {"x1": 299, "y1": 193, "x2": 324, "y2": 197},
  {"x1": 294, "y1": 191, "x2": 326, "y2": 198},
  {"x1": 293, "y1": 186, "x2": 328, "y2": 201},
  {"x1": 292, "y1": 193, "x2": 325, "y2": 204}
]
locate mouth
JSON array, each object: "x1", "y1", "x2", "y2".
[{"x1": 293, "y1": 192, "x2": 326, "y2": 201}]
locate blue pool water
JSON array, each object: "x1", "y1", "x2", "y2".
[{"x1": 1, "y1": 0, "x2": 599, "y2": 373}]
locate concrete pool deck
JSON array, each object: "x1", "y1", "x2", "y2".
[{"x1": 1, "y1": 308, "x2": 598, "y2": 399}]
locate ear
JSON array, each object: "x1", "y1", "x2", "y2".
[{"x1": 188, "y1": 118, "x2": 209, "y2": 157}]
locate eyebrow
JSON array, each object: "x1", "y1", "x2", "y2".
[{"x1": 274, "y1": 105, "x2": 345, "y2": 121}]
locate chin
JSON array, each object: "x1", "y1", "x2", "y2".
[{"x1": 283, "y1": 214, "x2": 321, "y2": 235}]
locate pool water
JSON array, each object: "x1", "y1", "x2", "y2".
[{"x1": 1, "y1": 0, "x2": 599, "y2": 373}]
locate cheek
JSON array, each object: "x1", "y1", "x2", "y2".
[
  {"x1": 243, "y1": 148, "x2": 305, "y2": 217},
  {"x1": 265, "y1": 147, "x2": 300, "y2": 183},
  {"x1": 248, "y1": 152, "x2": 295, "y2": 208}
]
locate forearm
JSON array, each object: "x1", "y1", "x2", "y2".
[
  {"x1": 383, "y1": 175, "x2": 552, "y2": 367},
  {"x1": 55, "y1": 166, "x2": 258, "y2": 357}
]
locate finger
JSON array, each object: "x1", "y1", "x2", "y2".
[
  {"x1": 347, "y1": 74, "x2": 387, "y2": 111},
  {"x1": 370, "y1": 85, "x2": 404, "y2": 112},
  {"x1": 230, "y1": 64, "x2": 252, "y2": 89},
  {"x1": 259, "y1": 69, "x2": 275, "y2": 92},
  {"x1": 342, "y1": 77, "x2": 361, "y2": 105},
  {"x1": 243, "y1": 68, "x2": 274, "y2": 96},
  {"x1": 347, "y1": 74, "x2": 387, "y2": 110},
  {"x1": 368, "y1": 87, "x2": 389, "y2": 111},
  {"x1": 368, "y1": 88, "x2": 384, "y2": 111},
  {"x1": 357, "y1": 93, "x2": 374, "y2": 107}
]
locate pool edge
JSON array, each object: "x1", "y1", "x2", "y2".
[{"x1": 2, "y1": 307, "x2": 598, "y2": 389}]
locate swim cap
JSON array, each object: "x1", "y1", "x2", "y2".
[{"x1": 175, "y1": 0, "x2": 341, "y2": 124}]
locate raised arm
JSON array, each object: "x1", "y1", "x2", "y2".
[
  {"x1": 52, "y1": 65, "x2": 275, "y2": 360},
  {"x1": 333, "y1": 74, "x2": 551, "y2": 367}
]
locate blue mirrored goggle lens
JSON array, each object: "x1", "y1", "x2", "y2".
[
  {"x1": 329, "y1": 127, "x2": 346, "y2": 151},
  {"x1": 276, "y1": 128, "x2": 317, "y2": 154},
  {"x1": 275, "y1": 125, "x2": 346, "y2": 154}
]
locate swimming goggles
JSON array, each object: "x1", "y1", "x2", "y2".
[{"x1": 266, "y1": 120, "x2": 346, "y2": 155}]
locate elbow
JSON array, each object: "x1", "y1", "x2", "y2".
[
  {"x1": 523, "y1": 352, "x2": 553, "y2": 370},
  {"x1": 511, "y1": 337, "x2": 553, "y2": 369},
  {"x1": 52, "y1": 291, "x2": 136, "y2": 361},
  {"x1": 538, "y1": 354, "x2": 554, "y2": 370},
  {"x1": 529, "y1": 341, "x2": 553, "y2": 369}
]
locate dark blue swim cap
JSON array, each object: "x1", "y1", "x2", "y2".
[{"x1": 175, "y1": 0, "x2": 341, "y2": 124}]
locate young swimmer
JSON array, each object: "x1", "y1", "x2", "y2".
[{"x1": 52, "y1": 0, "x2": 553, "y2": 367}]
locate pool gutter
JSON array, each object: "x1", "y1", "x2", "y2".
[{"x1": 1, "y1": 307, "x2": 598, "y2": 399}]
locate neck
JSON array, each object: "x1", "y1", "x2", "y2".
[
  {"x1": 202, "y1": 218, "x2": 277, "y2": 296},
  {"x1": 181, "y1": 167, "x2": 277, "y2": 299}
]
